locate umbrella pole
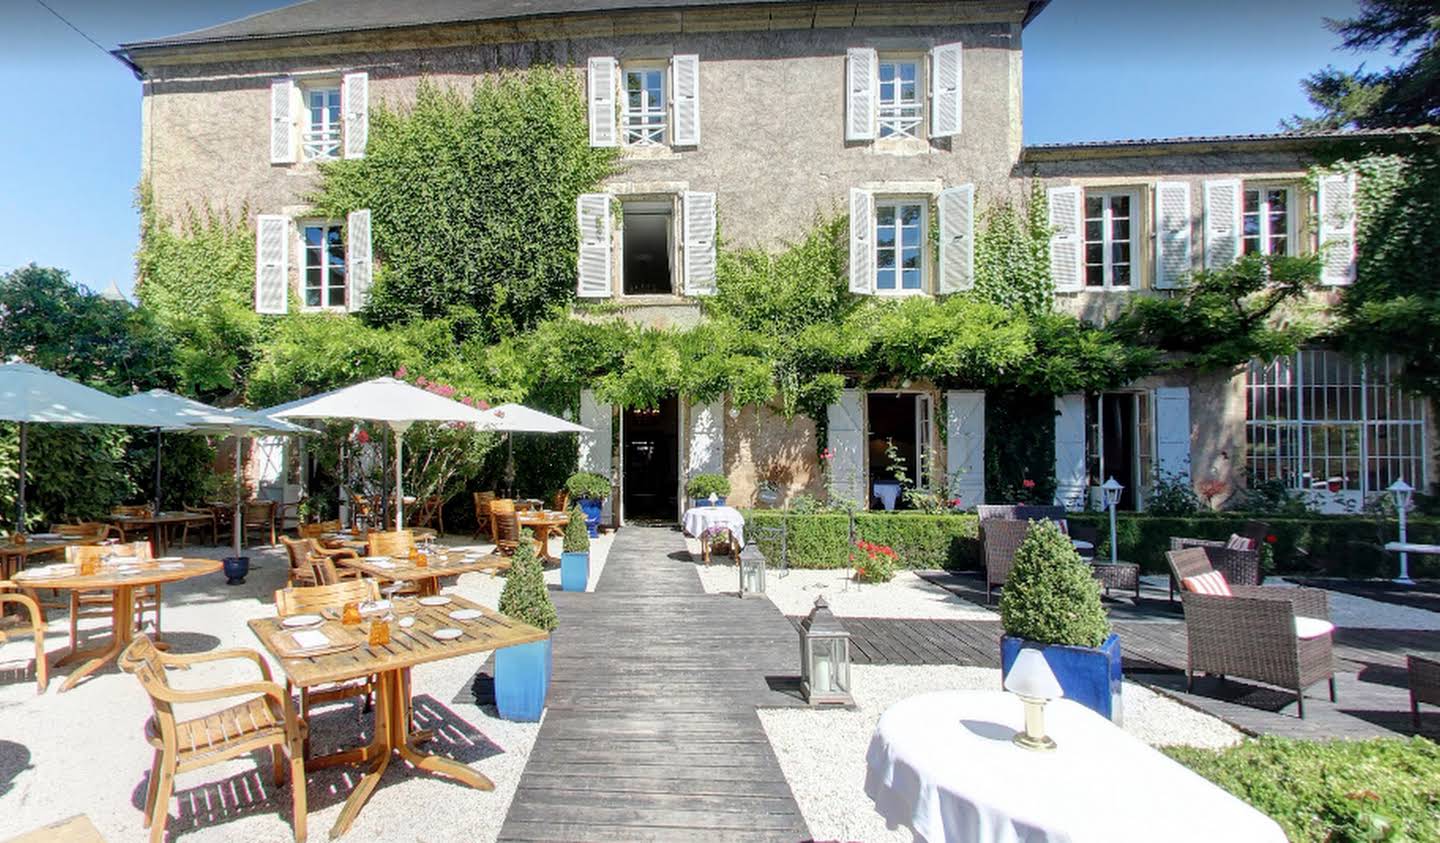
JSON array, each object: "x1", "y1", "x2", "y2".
[
  {"x1": 391, "y1": 421, "x2": 412, "y2": 531},
  {"x1": 233, "y1": 432, "x2": 243, "y2": 559},
  {"x1": 15, "y1": 422, "x2": 26, "y2": 531},
  {"x1": 154, "y1": 427, "x2": 164, "y2": 515},
  {"x1": 507, "y1": 432, "x2": 514, "y2": 498}
]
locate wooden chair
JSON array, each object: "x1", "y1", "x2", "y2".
[
  {"x1": 113, "y1": 504, "x2": 153, "y2": 518},
  {"x1": 119, "y1": 635, "x2": 307, "y2": 843},
  {"x1": 243, "y1": 500, "x2": 278, "y2": 547},
  {"x1": 408, "y1": 495, "x2": 446, "y2": 536},
  {"x1": 52, "y1": 522, "x2": 120, "y2": 543},
  {"x1": 552, "y1": 490, "x2": 570, "y2": 513},
  {"x1": 348, "y1": 493, "x2": 376, "y2": 532},
  {"x1": 275, "y1": 580, "x2": 380, "y2": 739},
  {"x1": 279, "y1": 536, "x2": 358, "y2": 587},
  {"x1": 296, "y1": 520, "x2": 341, "y2": 540},
  {"x1": 366, "y1": 530, "x2": 416, "y2": 559},
  {"x1": 490, "y1": 499, "x2": 521, "y2": 555},
  {"x1": 65, "y1": 542, "x2": 161, "y2": 652},
  {"x1": 183, "y1": 505, "x2": 219, "y2": 545},
  {"x1": 308, "y1": 556, "x2": 342, "y2": 585},
  {"x1": 0, "y1": 580, "x2": 48, "y2": 692},
  {"x1": 472, "y1": 492, "x2": 495, "y2": 540}
]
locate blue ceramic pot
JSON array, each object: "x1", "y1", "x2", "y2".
[
  {"x1": 577, "y1": 498, "x2": 602, "y2": 538},
  {"x1": 495, "y1": 638, "x2": 552, "y2": 722},
  {"x1": 1000, "y1": 633, "x2": 1123, "y2": 724},
  {"x1": 560, "y1": 551, "x2": 589, "y2": 592},
  {"x1": 222, "y1": 556, "x2": 250, "y2": 585}
]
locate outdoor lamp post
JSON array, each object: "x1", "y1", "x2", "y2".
[
  {"x1": 739, "y1": 538, "x2": 767, "y2": 597},
  {"x1": 1390, "y1": 479, "x2": 1415, "y2": 585},
  {"x1": 1004, "y1": 648, "x2": 1064, "y2": 752},
  {"x1": 1102, "y1": 476, "x2": 1124, "y2": 564},
  {"x1": 798, "y1": 596, "x2": 852, "y2": 706}
]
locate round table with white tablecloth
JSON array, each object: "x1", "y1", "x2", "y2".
[
  {"x1": 864, "y1": 690, "x2": 1285, "y2": 843},
  {"x1": 681, "y1": 504, "x2": 746, "y2": 548}
]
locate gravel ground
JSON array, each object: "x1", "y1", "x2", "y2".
[
  {"x1": 0, "y1": 531, "x2": 610, "y2": 842},
  {"x1": 1264, "y1": 576, "x2": 1440, "y2": 630},
  {"x1": 758, "y1": 664, "x2": 1243, "y2": 843},
  {"x1": 694, "y1": 562, "x2": 996, "y2": 620}
]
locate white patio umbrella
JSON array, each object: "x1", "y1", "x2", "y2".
[
  {"x1": 0, "y1": 360, "x2": 175, "y2": 529},
  {"x1": 476, "y1": 403, "x2": 590, "y2": 497},
  {"x1": 266, "y1": 377, "x2": 493, "y2": 531}
]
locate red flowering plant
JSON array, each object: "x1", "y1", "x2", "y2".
[
  {"x1": 1259, "y1": 532, "x2": 1278, "y2": 574},
  {"x1": 853, "y1": 539, "x2": 898, "y2": 584}
]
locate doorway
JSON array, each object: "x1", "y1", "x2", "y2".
[
  {"x1": 1087, "y1": 392, "x2": 1152, "y2": 511},
  {"x1": 866, "y1": 392, "x2": 932, "y2": 509},
  {"x1": 622, "y1": 397, "x2": 679, "y2": 521},
  {"x1": 622, "y1": 200, "x2": 674, "y2": 295}
]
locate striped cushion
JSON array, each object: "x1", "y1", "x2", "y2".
[
  {"x1": 1226, "y1": 533, "x2": 1256, "y2": 551},
  {"x1": 1182, "y1": 570, "x2": 1232, "y2": 596}
]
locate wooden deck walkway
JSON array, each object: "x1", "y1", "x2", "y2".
[{"x1": 498, "y1": 527, "x2": 810, "y2": 842}]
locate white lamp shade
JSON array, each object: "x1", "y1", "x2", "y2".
[
  {"x1": 1004, "y1": 649, "x2": 1063, "y2": 700},
  {"x1": 1102, "y1": 476, "x2": 1124, "y2": 507},
  {"x1": 1389, "y1": 479, "x2": 1414, "y2": 501}
]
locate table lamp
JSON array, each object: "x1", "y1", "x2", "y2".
[{"x1": 1004, "y1": 648, "x2": 1063, "y2": 751}]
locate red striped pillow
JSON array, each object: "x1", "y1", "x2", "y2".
[
  {"x1": 1226, "y1": 533, "x2": 1256, "y2": 551},
  {"x1": 1183, "y1": 570, "x2": 1232, "y2": 596}
]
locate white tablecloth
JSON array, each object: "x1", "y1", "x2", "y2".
[
  {"x1": 873, "y1": 481, "x2": 902, "y2": 511},
  {"x1": 864, "y1": 690, "x2": 1285, "y2": 843},
  {"x1": 682, "y1": 505, "x2": 745, "y2": 547}
]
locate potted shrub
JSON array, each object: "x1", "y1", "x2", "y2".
[
  {"x1": 566, "y1": 471, "x2": 610, "y2": 538},
  {"x1": 998, "y1": 519, "x2": 1121, "y2": 723},
  {"x1": 560, "y1": 506, "x2": 590, "y2": 592},
  {"x1": 495, "y1": 530, "x2": 558, "y2": 721},
  {"x1": 686, "y1": 473, "x2": 730, "y2": 508}
]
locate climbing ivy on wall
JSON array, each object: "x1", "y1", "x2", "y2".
[{"x1": 973, "y1": 181, "x2": 1053, "y2": 318}]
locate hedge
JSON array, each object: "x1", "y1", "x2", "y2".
[{"x1": 745, "y1": 511, "x2": 979, "y2": 571}]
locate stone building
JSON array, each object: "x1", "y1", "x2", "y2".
[{"x1": 119, "y1": 0, "x2": 1431, "y2": 524}]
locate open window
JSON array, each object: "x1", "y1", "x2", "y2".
[{"x1": 621, "y1": 199, "x2": 675, "y2": 296}]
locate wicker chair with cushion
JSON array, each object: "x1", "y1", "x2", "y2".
[
  {"x1": 275, "y1": 580, "x2": 380, "y2": 747},
  {"x1": 981, "y1": 519, "x2": 1034, "y2": 604},
  {"x1": 490, "y1": 499, "x2": 521, "y2": 555},
  {"x1": 472, "y1": 492, "x2": 496, "y2": 540},
  {"x1": 1166, "y1": 547, "x2": 1336, "y2": 718},
  {"x1": 1167, "y1": 536, "x2": 1262, "y2": 600},
  {"x1": 279, "y1": 536, "x2": 358, "y2": 587},
  {"x1": 66, "y1": 542, "x2": 161, "y2": 652}
]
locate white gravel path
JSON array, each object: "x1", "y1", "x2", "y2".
[
  {"x1": 759, "y1": 664, "x2": 1243, "y2": 843},
  {"x1": 0, "y1": 531, "x2": 610, "y2": 842},
  {"x1": 1264, "y1": 577, "x2": 1440, "y2": 630},
  {"x1": 694, "y1": 562, "x2": 996, "y2": 619}
]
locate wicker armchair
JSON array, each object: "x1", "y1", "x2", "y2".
[
  {"x1": 472, "y1": 492, "x2": 495, "y2": 540},
  {"x1": 1166, "y1": 547, "x2": 1335, "y2": 718},
  {"x1": 976, "y1": 504, "x2": 1067, "y2": 524},
  {"x1": 981, "y1": 519, "x2": 1034, "y2": 604},
  {"x1": 1167, "y1": 537, "x2": 1262, "y2": 600}
]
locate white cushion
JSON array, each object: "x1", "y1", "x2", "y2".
[
  {"x1": 1183, "y1": 570, "x2": 1232, "y2": 596},
  {"x1": 1294, "y1": 616, "x2": 1335, "y2": 640},
  {"x1": 1225, "y1": 533, "x2": 1256, "y2": 551}
]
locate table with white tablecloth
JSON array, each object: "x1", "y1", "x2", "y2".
[
  {"x1": 864, "y1": 690, "x2": 1285, "y2": 843},
  {"x1": 681, "y1": 505, "x2": 746, "y2": 548}
]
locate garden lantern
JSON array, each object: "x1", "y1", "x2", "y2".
[
  {"x1": 1102, "y1": 476, "x2": 1123, "y2": 564},
  {"x1": 798, "y1": 596, "x2": 852, "y2": 706},
  {"x1": 739, "y1": 540, "x2": 767, "y2": 597},
  {"x1": 1004, "y1": 647, "x2": 1063, "y2": 752},
  {"x1": 1390, "y1": 479, "x2": 1414, "y2": 585}
]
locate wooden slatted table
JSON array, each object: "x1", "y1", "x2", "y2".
[
  {"x1": 336, "y1": 551, "x2": 510, "y2": 597},
  {"x1": 0, "y1": 536, "x2": 79, "y2": 580},
  {"x1": 107, "y1": 512, "x2": 215, "y2": 555},
  {"x1": 248, "y1": 595, "x2": 547, "y2": 839},
  {"x1": 516, "y1": 511, "x2": 568, "y2": 562}
]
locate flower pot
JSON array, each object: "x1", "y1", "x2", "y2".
[
  {"x1": 692, "y1": 496, "x2": 727, "y2": 509},
  {"x1": 577, "y1": 497, "x2": 602, "y2": 538},
  {"x1": 495, "y1": 637, "x2": 552, "y2": 722},
  {"x1": 560, "y1": 551, "x2": 589, "y2": 592},
  {"x1": 1000, "y1": 633, "x2": 1123, "y2": 724},
  {"x1": 222, "y1": 556, "x2": 250, "y2": 586}
]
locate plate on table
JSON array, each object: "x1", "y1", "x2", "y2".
[
  {"x1": 282, "y1": 614, "x2": 323, "y2": 629},
  {"x1": 418, "y1": 595, "x2": 451, "y2": 607},
  {"x1": 105, "y1": 556, "x2": 140, "y2": 567},
  {"x1": 448, "y1": 608, "x2": 483, "y2": 622},
  {"x1": 158, "y1": 562, "x2": 185, "y2": 571},
  {"x1": 156, "y1": 556, "x2": 184, "y2": 562},
  {"x1": 28, "y1": 533, "x2": 60, "y2": 540},
  {"x1": 115, "y1": 567, "x2": 142, "y2": 577},
  {"x1": 359, "y1": 599, "x2": 392, "y2": 615},
  {"x1": 397, "y1": 616, "x2": 415, "y2": 628},
  {"x1": 431, "y1": 627, "x2": 463, "y2": 641},
  {"x1": 16, "y1": 567, "x2": 64, "y2": 580}
]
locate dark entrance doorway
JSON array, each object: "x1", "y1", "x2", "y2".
[
  {"x1": 865, "y1": 392, "x2": 932, "y2": 510},
  {"x1": 623, "y1": 397, "x2": 679, "y2": 521},
  {"x1": 1094, "y1": 392, "x2": 1142, "y2": 511}
]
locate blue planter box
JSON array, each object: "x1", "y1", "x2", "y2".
[
  {"x1": 691, "y1": 496, "x2": 727, "y2": 509},
  {"x1": 1001, "y1": 633, "x2": 1123, "y2": 724},
  {"x1": 577, "y1": 498, "x2": 602, "y2": 538},
  {"x1": 561, "y1": 551, "x2": 589, "y2": 592},
  {"x1": 495, "y1": 638, "x2": 552, "y2": 722}
]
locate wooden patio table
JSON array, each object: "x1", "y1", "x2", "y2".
[
  {"x1": 0, "y1": 536, "x2": 82, "y2": 580},
  {"x1": 248, "y1": 595, "x2": 547, "y2": 839},
  {"x1": 107, "y1": 511, "x2": 214, "y2": 555},
  {"x1": 319, "y1": 527, "x2": 438, "y2": 553},
  {"x1": 516, "y1": 511, "x2": 568, "y2": 562},
  {"x1": 10, "y1": 557, "x2": 221, "y2": 691},
  {"x1": 336, "y1": 550, "x2": 510, "y2": 597}
]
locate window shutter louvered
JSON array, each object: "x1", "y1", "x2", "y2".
[
  {"x1": 346, "y1": 209, "x2": 372, "y2": 311},
  {"x1": 1154, "y1": 180, "x2": 1192, "y2": 289},
  {"x1": 1047, "y1": 185, "x2": 1083, "y2": 292},
  {"x1": 587, "y1": 57, "x2": 618, "y2": 148},
  {"x1": 255, "y1": 215, "x2": 289, "y2": 314},
  {"x1": 1154, "y1": 386, "x2": 1192, "y2": 486},
  {"x1": 1053, "y1": 393, "x2": 1086, "y2": 510},
  {"x1": 845, "y1": 48, "x2": 877, "y2": 142},
  {"x1": 342, "y1": 72, "x2": 369, "y2": 159},
  {"x1": 849, "y1": 188, "x2": 875, "y2": 295},
  {"x1": 938, "y1": 185, "x2": 975, "y2": 293},
  {"x1": 686, "y1": 400, "x2": 725, "y2": 477},
  {"x1": 682, "y1": 191, "x2": 716, "y2": 296},
  {"x1": 576, "y1": 193, "x2": 613, "y2": 298},
  {"x1": 671, "y1": 54, "x2": 701, "y2": 147},
  {"x1": 930, "y1": 42, "x2": 963, "y2": 138},
  {"x1": 945, "y1": 390, "x2": 985, "y2": 507},
  {"x1": 826, "y1": 389, "x2": 865, "y2": 505},
  {"x1": 1203, "y1": 179, "x2": 1242, "y2": 269},
  {"x1": 270, "y1": 79, "x2": 295, "y2": 164},
  {"x1": 1317, "y1": 172, "x2": 1357, "y2": 285},
  {"x1": 579, "y1": 389, "x2": 614, "y2": 523}
]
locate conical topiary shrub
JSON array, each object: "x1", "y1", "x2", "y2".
[
  {"x1": 495, "y1": 529, "x2": 556, "y2": 721},
  {"x1": 562, "y1": 506, "x2": 590, "y2": 554},
  {"x1": 999, "y1": 519, "x2": 1108, "y2": 648},
  {"x1": 499, "y1": 529, "x2": 557, "y2": 632},
  {"x1": 560, "y1": 506, "x2": 590, "y2": 592}
]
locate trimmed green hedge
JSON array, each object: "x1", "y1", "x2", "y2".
[
  {"x1": 745, "y1": 512, "x2": 979, "y2": 571},
  {"x1": 1068, "y1": 512, "x2": 1440, "y2": 578}
]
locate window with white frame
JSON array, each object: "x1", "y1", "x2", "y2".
[
  {"x1": 1247, "y1": 351, "x2": 1427, "y2": 496},
  {"x1": 876, "y1": 200, "x2": 926, "y2": 293},
  {"x1": 1242, "y1": 186, "x2": 1294, "y2": 256},
  {"x1": 877, "y1": 58, "x2": 923, "y2": 139},
  {"x1": 302, "y1": 222, "x2": 347, "y2": 309},
  {"x1": 302, "y1": 86, "x2": 342, "y2": 161},
  {"x1": 1083, "y1": 191, "x2": 1137, "y2": 288},
  {"x1": 622, "y1": 66, "x2": 667, "y2": 146}
]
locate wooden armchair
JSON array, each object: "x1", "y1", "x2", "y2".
[
  {"x1": 552, "y1": 490, "x2": 570, "y2": 513},
  {"x1": 0, "y1": 580, "x2": 48, "y2": 692},
  {"x1": 1166, "y1": 547, "x2": 1336, "y2": 718},
  {"x1": 472, "y1": 492, "x2": 495, "y2": 540},
  {"x1": 296, "y1": 520, "x2": 341, "y2": 540},
  {"x1": 113, "y1": 504, "x2": 153, "y2": 518},
  {"x1": 119, "y1": 635, "x2": 307, "y2": 843},
  {"x1": 66, "y1": 542, "x2": 161, "y2": 652},
  {"x1": 408, "y1": 495, "x2": 446, "y2": 536},
  {"x1": 279, "y1": 536, "x2": 358, "y2": 587},
  {"x1": 182, "y1": 505, "x2": 219, "y2": 546},
  {"x1": 366, "y1": 530, "x2": 416, "y2": 559},
  {"x1": 980, "y1": 519, "x2": 1033, "y2": 604},
  {"x1": 52, "y1": 522, "x2": 121, "y2": 543},
  {"x1": 275, "y1": 580, "x2": 380, "y2": 741},
  {"x1": 490, "y1": 499, "x2": 521, "y2": 555},
  {"x1": 243, "y1": 500, "x2": 279, "y2": 547},
  {"x1": 1167, "y1": 536, "x2": 1262, "y2": 600}
]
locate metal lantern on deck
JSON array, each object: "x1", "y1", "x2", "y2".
[
  {"x1": 798, "y1": 596, "x2": 852, "y2": 706},
  {"x1": 739, "y1": 540, "x2": 767, "y2": 597}
]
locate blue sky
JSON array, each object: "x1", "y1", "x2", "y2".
[{"x1": 0, "y1": 0, "x2": 1387, "y2": 296}]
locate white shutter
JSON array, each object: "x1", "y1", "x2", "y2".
[
  {"x1": 346, "y1": 209, "x2": 372, "y2": 312},
  {"x1": 938, "y1": 184, "x2": 975, "y2": 293},
  {"x1": 1053, "y1": 394, "x2": 1086, "y2": 510},
  {"x1": 1154, "y1": 181, "x2": 1192, "y2": 289},
  {"x1": 1317, "y1": 172, "x2": 1357, "y2": 286},
  {"x1": 686, "y1": 399, "x2": 724, "y2": 478},
  {"x1": 827, "y1": 389, "x2": 865, "y2": 506},
  {"x1": 682, "y1": 191, "x2": 716, "y2": 296},
  {"x1": 930, "y1": 42, "x2": 963, "y2": 138},
  {"x1": 849, "y1": 188, "x2": 875, "y2": 295},
  {"x1": 1154, "y1": 386, "x2": 1192, "y2": 486},
  {"x1": 845, "y1": 48, "x2": 877, "y2": 142},
  {"x1": 269, "y1": 78, "x2": 295, "y2": 164},
  {"x1": 1203, "y1": 179, "x2": 1242, "y2": 269},
  {"x1": 342, "y1": 72, "x2": 369, "y2": 159},
  {"x1": 1048, "y1": 186, "x2": 1083, "y2": 292},
  {"x1": 255, "y1": 214, "x2": 289, "y2": 314},
  {"x1": 576, "y1": 193, "x2": 612, "y2": 298},
  {"x1": 671, "y1": 54, "x2": 700, "y2": 147},
  {"x1": 578, "y1": 390, "x2": 614, "y2": 523},
  {"x1": 946, "y1": 390, "x2": 985, "y2": 508},
  {"x1": 587, "y1": 57, "x2": 618, "y2": 148}
]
